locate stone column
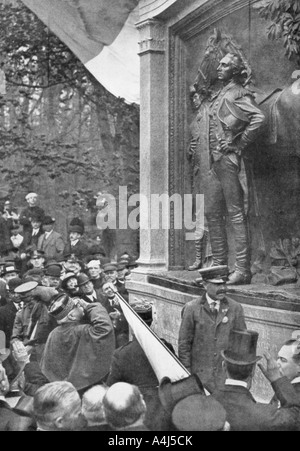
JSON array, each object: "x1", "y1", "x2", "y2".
[{"x1": 135, "y1": 18, "x2": 168, "y2": 272}]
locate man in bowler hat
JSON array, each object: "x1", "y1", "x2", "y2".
[
  {"x1": 178, "y1": 265, "x2": 246, "y2": 393},
  {"x1": 214, "y1": 329, "x2": 300, "y2": 431}
]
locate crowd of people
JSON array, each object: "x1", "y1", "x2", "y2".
[{"x1": 0, "y1": 193, "x2": 300, "y2": 431}]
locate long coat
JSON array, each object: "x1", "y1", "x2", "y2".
[
  {"x1": 0, "y1": 301, "x2": 18, "y2": 346},
  {"x1": 107, "y1": 337, "x2": 170, "y2": 431},
  {"x1": 178, "y1": 294, "x2": 246, "y2": 392},
  {"x1": 41, "y1": 303, "x2": 115, "y2": 391},
  {"x1": 37, "y1": 231, "x2": 65, "y2": 260},
  {"x1": 214, "y1": 378, "x2": 300, "y2": 431}
]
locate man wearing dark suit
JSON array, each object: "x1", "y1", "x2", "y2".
[
  {"x1": 19, "y1": 193, "x2": 45, "y2": 238},
  {"x1": 65, "y1": 223, "x2": 89, "y2": 261},
  {"x1": 178, "y1": 266, "x2": 246, "y2": 393},
  {"x1": 213, "y1": 329, "x2": 300, "y2": 431},
  {"x1": 0, "y1": 277, "x2": 23, "y2": 347},
  {"x1": 37, "y1": 216, "x2": 65, "y2": 261},
  {"x1": 107, "y1": 302, "x2": 169, "y2": 431},
  {"x1": 77, "y1": 273, "x2": 105, "y2": 304}
]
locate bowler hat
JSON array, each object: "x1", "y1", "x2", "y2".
[
  {"x1": 89, "y1": 245, "x2": 106, "y2": 257},
  {"x1": 159, "y1": 375, "x2": 204, "y2": 412},
  {"x1": 8, "y1": 277, "x2": 23, "y2": 292},
  {"x1": 45, "y1": 266, "x2": 61, "y2": 278},
  {"x1": 0, "y1": 331, "x2": 10, "y2": 363},
  {"x1": 127, "y1": 258, "x2": 138, "y2": 268},
  {"x1": 221, "y1": 329, "x2": 262, "y2": 366},
  {"x1": 43, "y1": 216, "x2": 55, "y2": 225},
  {"x1": 49, "y1": 293, "x2": 75, "y2": 321},
  {"x1": 77, "y1": 273, "x2": 92, "y2": 287},
  {"x1": 198, "y1": 265, "x2": 229, "y2": 284},
  {"x1": 172, "y1": 395, "x2": 227, "y2": 431}
]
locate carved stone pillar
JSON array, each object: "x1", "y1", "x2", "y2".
[{"x1": 136, "y1": 19, "x2": 168, "y2": 272}]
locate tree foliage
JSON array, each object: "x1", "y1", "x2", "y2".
[
  {"x1": 255, "y1": 0, "x2": 300, "y2": 64},
  {"x1": 0, "y1": 0, "x2": 140, "y2": 220}
]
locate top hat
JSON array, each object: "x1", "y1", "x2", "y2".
[
  {"x1": 0, "y1": 331, "x2": 10, "y2": 363},
  {"x1": 221, "y1": 329, "x2": 262, "y2": 366},
  {"x1": 69, "y1": 225, "x2": 84, "y2": 235},
  {"x1": 172, "y1": 394, "x2": 227, "y2": 431},
  {"x1": 49, "y1": 293, "x2": 75, "y2": 321},
  {"x1": 43, "y1": 215, "x2": 55, "y2": 225},
  {"x1": 159, "y1": 375, "x2": 204, "y2": 412},
  {"x1": 77, "y1": 273, "x2": 92, "y2": 287},
  {"x1": 198, "y1": 265, "x2": 229, "y2": 284}
]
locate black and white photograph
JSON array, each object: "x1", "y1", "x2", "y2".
[{"x1": 0, "y1": 0, "x2": 300, "y2": 435}]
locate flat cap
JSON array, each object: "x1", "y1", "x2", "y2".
[{"x1": 103, "y1": 263, "x2": 117, "y2": 273}]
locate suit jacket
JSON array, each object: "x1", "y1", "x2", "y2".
[
  {"x1": 107, "y1": 338, "x2": 170, "y2": 431},
  {"x1": 0, "y1": 301, "x2": 18, "y2": 346},
  {"x1": 0, "y1": 400, "x2": 36, "y2": 431},
  {"x1": 178, "y1": 294, "x2": 246, "y2": 392},
  {"x1": 38, "y1": 231, "x2": 65, "y2": 260},
  {"x1": 19, "y1": 206, "x2": 45, "y2": 236},
  {"x1": 80, "y1": 287, "x2": 106, "y2": 305},
  {"x1": 214, "y1": 378, "x2": 300, "y2": 431},
  {"x1": 65, "y1": 239, "x2": 89, "y2": 260},
  {"x1": 23, "y1": 227, "x2": 44, "y2": 250}
]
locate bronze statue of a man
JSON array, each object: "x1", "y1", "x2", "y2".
[{"x1": 205, "y1": 53, "x2": 265, "y2": 285}]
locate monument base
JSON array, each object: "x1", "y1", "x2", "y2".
[{"x1": 126, "y1": 270, "x2": 300, "y2": 402}]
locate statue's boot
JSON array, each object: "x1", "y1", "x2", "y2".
[
  {"x1": 188, "y1": 239, "x2": 203, "y2": 271},
  {"x1": 206, "y1": 217, "x2": 228, "y2": 267},
  {"x1": 227, "y1": 216, "x2": 251, "y2": 285}
]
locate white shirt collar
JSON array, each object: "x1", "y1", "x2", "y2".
[
  {"x1": 0, "y1": 395, "x2": 5, "y2": 402},
  {"x1": 87, "y1": 290, "x2": 97, "y2": 300},
  {"x1": 71, "y1": 239, "x2": 79, "y2": 246},
  {"x1": 292, "y1": 376, "x2": 300, "y2": 385},
  {"x1": 206, "y1": 294, "x2": 220, "y2": 311},
  {"x1": 45, "y1": 230, "x2": 53, "y2": 239},
  {"x1": 225, "y1": 379, "x2": 248, "y2": 389}
]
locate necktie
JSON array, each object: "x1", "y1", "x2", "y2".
[{"x1": 210, "y1": 302, "x2": 218, "y2": 317}]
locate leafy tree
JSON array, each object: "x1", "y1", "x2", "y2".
[
  {"x1": 255, "y1": 0, "x2": 300, "y2": 64},
  {"x1": 0, "y1": 0, "x2": 140, "y2": 228}
]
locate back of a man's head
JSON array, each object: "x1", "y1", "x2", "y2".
[
  {"x1": 225, "y1": 361, "x2": 254, "y2": 382},
  {"x1": 33, "y1": 381, "x2": 86, "y2": 431},
  {"x1": 82, "y1": 385, "x2": 108, "y2": 426},
  {"x1": 103, "y1": 383, "x2": 146, "y2": 429}
]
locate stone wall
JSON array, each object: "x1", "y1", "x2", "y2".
[{"x1": 127, "y1": 273, "x2": 300, "y2": 402}]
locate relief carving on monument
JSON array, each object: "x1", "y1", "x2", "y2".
[{"x1": 188, "y1": 25, "x2": 300, "y2": 286}]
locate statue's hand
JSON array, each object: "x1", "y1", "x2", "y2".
[{"x1": 219, "y1": 140, "x2": 240, "y2": 155}]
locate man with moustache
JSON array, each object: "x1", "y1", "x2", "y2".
[{"x1": 178, "y1": 266, "x2": 246, "y2": 393}]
